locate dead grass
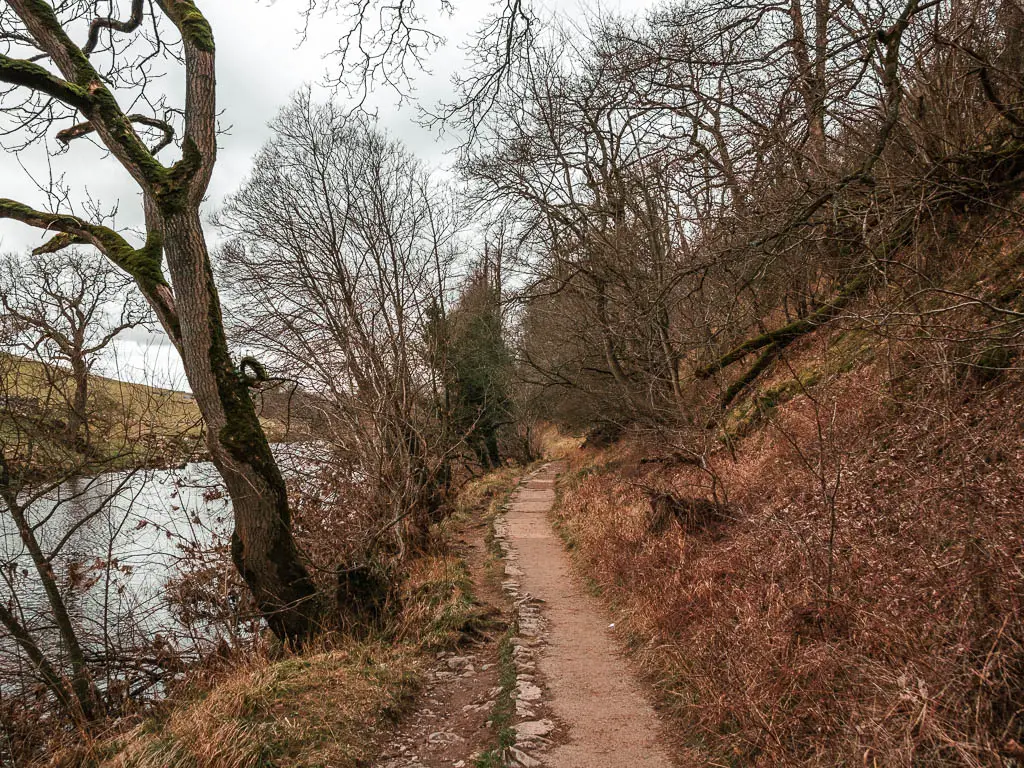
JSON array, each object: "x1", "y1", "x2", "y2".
[
  {"x1": 453, "y1": 466, "x2": 523, "y2": 520},
  {"x1": 79, "y1": 642, "x2": 419, "y2": 768},
  {"x1": 392, "y1": 552, "x2": 498, "y2": 649},
  {"x1": 532, "y1": 423, "x2": 583, "y2": 459},
  {"x1": 66, "y1": 577, "x2": 454, "y2": 768},
  {"x1": 553, "y1": 332, "x2": 1024, "y2": 766},
  {"x1": 55, "y1": 464, "x2": 521, "y2": 768}
]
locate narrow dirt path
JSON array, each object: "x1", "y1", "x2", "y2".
[
  {"x1": 376, "y1": 511, "x2": 508, "y2": 768},
  {"x1": 376, "y1": 463, "x2": 676, "y2": 768},
  {"x1": 504, "y1": 462, "x2": 676, "y2": 768}
]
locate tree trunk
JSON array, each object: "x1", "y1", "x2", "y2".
[
  {"x1": 999, "y1": 0, "x2": 1024, "y2": 88},
  {"x1": 0, "y1": 0, "x2": 321, "y2": 644},
  {"x1": 5, "y1": 498, "x2": 101, "y2": 722},
  {"x1": 485, "y1": 430, "x2": 500, "y2": 469},
  {"x1": 67, "y1": 353, "x2": 88, "y2": 449},
  {"x1": 788, "y1": 0, "x2": 829, "y2": 171},
  {"x1": 0, "y1": 602, "x2": 83, "y2": 722},
  {"x1": 160, "y1": 210, "x2": 321, "y2": 643}
]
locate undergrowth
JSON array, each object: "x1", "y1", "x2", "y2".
[
  {"x1": 550, "y1": 284, "x2": 1024, "y2": 766},
  {"x1": 53, "y1": 471, "x2": 526, "y2": 768}
]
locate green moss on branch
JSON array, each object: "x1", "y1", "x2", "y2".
[
  {"x1": 695, "y1": 272, "x2": 871, "y2": 380},
  {"x1": 0, "y1": 54, "x2": 91, "y2": 109},
  {"x1": 164, "y1": 1, "x2": 216, "y2": 53}
]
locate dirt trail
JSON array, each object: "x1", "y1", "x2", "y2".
[
  {"x1": 376, "y1": 513, "x2": 507, "y2": 768},
  {"x1": 505, "y1": 462, "x2": 675, "y2": 768},
  {"x1": 376, "y1": 463, "x2": 676, "y2": 768}
]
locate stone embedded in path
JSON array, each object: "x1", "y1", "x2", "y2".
[
  {"x1": 515, "y1": 719, "x2": 555, "y2": 739},
  {"x1": 509, "y1": 746, "x2": 542, "y2": 767},
  {"x1": 427, "y1": 730, "x2": 465, "y2": 745},
  {"x1": 516, "y1": 680, "x2": 543, "y2": 701}
]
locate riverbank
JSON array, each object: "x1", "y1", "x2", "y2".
[
  {"x1": 56, "y1": 468, "x2": 524, "y2": 768},
  {"x1": 0, "y1": 352, "x2": 319, "y2": 483}
]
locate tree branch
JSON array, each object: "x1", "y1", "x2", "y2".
[
  {"x1": 978, "y1": 66, "x2": 1024, "y2": 130},
  {"x1": 7, "y1": 0, "x2": 175, "y2": 193},
  {"x1": 0, "y1": 198, "x2": 180, "y2": 343},
  {"x1": 695, "y1": 272, "x2": 871, "y2": 379},
  {"x1": 57, "y1": 113, "x2": 176, "y2": 155},
  {"x1": 0, "y1": 53, "x2": 91, "y2": 111},
  {"x1": 0, "y1": 198, "x2": 135, "y2": 260},
  {"x1": 83, "y1": 0, "x2": 146, "y2": 56}
]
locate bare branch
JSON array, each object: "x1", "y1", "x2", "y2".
[
  {"x1": 83, "y1": 0, "x2": 146, "y2": 56},
  {"x1": 57, "y1": 112, "x2": 177, "y2": 155}
]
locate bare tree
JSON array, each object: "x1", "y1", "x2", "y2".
[
  {"x1": 216, "y1": 92, "x2": 465, "y2": 558},
  {"x1": 0, "y1": 329, "x2": 186, "y2": 751},
  {"x1": 0, "y1": 1, "x2": 317, "y2": 642},
  {"x1": 0, "y1": 439, "x2": 104, "y2": 731},
  {"x1": 466, "y1": 0, "x2": 1007, "y2": 431},
  {"x1": 307, "y1": 0, "x2": 536, "y2": 124},
  {"x1": 0, "y1": 248, "x2": 148, "y2": 448}
]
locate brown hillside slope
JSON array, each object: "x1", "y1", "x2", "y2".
[
  {"x1": 547, "y1": 199, "x2": 1024, "y2": 766},
  {"x1": 0, "y1": 354, "x2": 321, "y2": 478}
]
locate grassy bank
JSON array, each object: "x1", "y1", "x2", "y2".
[
  {"x1": 63, "y1": 561, "x2": 471, "y2": 768},
  {"x1": 551, "y1": 350, "x2": 1024, "y2": 766},
  {"x1": 90, "y1": 644, "x2": 421, "y2": 768},
  {"x1": 51, "y1": 469, "x2": 525, "y2": 768},
  {"x1": 0, "y1": 353, "x2": 317, "y2": 479}
]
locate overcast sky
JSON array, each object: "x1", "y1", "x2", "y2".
[{"x1": 0, "y1": 0, "x2": 658, "y2": 391}]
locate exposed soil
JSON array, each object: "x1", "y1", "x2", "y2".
[{"x1": 375, "y1": 503, "x2": 509, "y2": 768}]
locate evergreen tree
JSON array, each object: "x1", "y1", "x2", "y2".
[{"x1": 443, "y1": 264, "x2": 513, "y2": 469}]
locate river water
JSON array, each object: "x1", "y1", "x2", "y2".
[{"x1": 0, "y1": 445, "x2": 314, "y2": 684}]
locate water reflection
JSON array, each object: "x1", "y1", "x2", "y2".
[{"x1": 0, "y1": 444, "x2": 313, "y2": 668}]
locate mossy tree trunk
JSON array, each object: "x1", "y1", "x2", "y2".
[
  {"x1": 0, "y1": 0, "x2": 320, "y2": 643},
  {"x1": 160, "y1": 207, "x2": 320, "y2": 641}
]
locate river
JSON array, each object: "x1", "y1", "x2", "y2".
[{"x1": 0, "y1": 445, "x2": 315, "y2": 692}]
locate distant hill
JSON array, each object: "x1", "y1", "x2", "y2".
[{"x1": 0, "y1": 354, "x2": 323, "y2": 479}]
